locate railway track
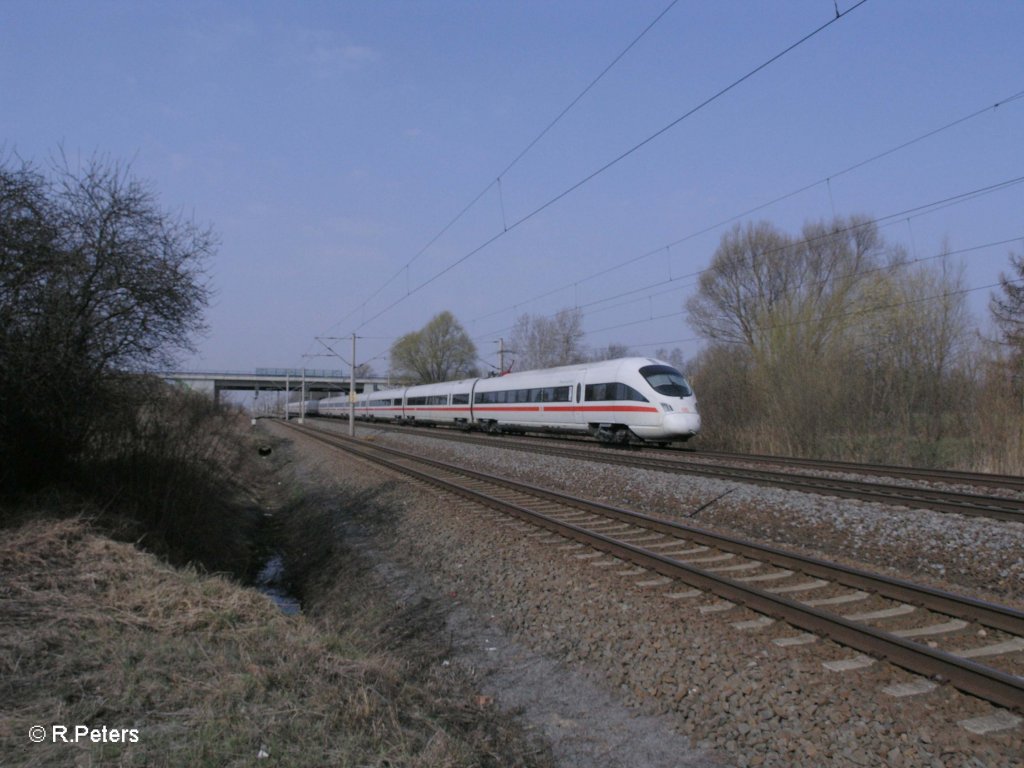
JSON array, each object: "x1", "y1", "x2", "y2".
[
  {"x1": 322, "y1": 420, "x2": 1024, "y2": 523},
  {"x1": 282, "y1": 421, "x2": 1024, "y2": 714},
  {"x1": 696, "y1": 449, "x2": 1024, "y2": 492}
]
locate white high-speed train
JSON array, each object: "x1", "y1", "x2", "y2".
[{"x1": 288, "y1": 357, "x2": 700, "y2": 444}]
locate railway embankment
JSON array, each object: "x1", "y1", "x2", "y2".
[
  {"x1": 263, "y1": 420, "x2": 721, "y2": 768},
  {"x1": 9, "y1": 410, "x2": 1020, "y2": 766},
  {"x1": 0, "y1": 420, "x2": 553, "y2": 767},
  {"x1": 280, "y1": 419, "x2": 1024, "y2": 767}
]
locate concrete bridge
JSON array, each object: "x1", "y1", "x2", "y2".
[{"x1": 163, "y1": 368, "x2": 394, "y2": 404}]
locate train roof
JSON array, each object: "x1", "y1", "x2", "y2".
[
  {"x1": 495, "y1": 356, "x2": 674, "y2": 378},
  {"x1": 342, "y1": 358, "x2": 682, "y2": 400}
]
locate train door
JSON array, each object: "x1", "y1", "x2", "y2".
[
  {"x1": 573, "y1": 376, "x2": 585, "y2": 428},
  {"x1": 468, "y1": 378, "x2": 478, "y2": 425}
]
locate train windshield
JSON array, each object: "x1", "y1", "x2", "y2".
[{"x1": 639, "y1": 365, "x2": 693, "y2": 398}]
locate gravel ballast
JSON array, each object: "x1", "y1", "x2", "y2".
[{"x1": 271, "y1": 421, "x2": 1024, "y2": 767}]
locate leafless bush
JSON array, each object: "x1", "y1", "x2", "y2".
[
  {"x1": 963, "y1": 353, "x2": 1024, "y2": 474},
  {"x1": 80, "y1": 380, "x2": 260, "y2": 572}
]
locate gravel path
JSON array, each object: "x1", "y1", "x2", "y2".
[{"x1": 272, "y1": 421, "x2": 1024, "y2": 767}]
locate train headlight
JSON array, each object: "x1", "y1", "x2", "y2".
[{"x1": 660, "y1": 402, "x2": 673, "y2": 413}]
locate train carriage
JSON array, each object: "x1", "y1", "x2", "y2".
[
  {"x1": 356, "y1": 387, "x2": 407, "y2": 421},
  {"x1": 290, "y1": 357, "x2": 699, "y2": 444},
  {"x1": 470, "y1": 358, "x2": 699, "y2": 443},
  {"x1": 471, "y1": 364, "x2": 576, "y2": 434},
  {"x1": 401, "y1": 378, "x2": 476, "y2": 426}
]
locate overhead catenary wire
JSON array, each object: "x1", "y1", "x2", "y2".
[
  {"x1": 469, "y1": 87, "x2": 1024, "y2": 326},
  {"x1": 625, "y1": 273, "x2": 1024, "y2": 354},
  {"x1": 469, "y1": 176, "x2": 1024, "y2": 346},
  {"x1": 318, "y1": 0, "x2": 681, "y2": 340},
  {"x1": 346, "y1": 0, "x2": 870, "y2": 337},
  {"x1": 333, "y1": 181, "x2": 1024, "y2": 364},
  {"x1": 482, "y1": 236, "x2": 1024, "y2": 352},
  {"x1": 318, "y1": 235, "x2": 1024, "y2": 371}
]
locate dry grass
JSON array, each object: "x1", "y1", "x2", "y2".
[
  {"x1": 0, "y1": 391, "x2": 550, "y2": 766},
  {"x1": 0, "y1": 516, "x2": 549, "y2": 767}
]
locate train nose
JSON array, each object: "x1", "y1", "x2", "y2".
[{"x1": 664, "y1": 411, "x2": 701, "y2": 436}]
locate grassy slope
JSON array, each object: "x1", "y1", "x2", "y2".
[{"x1": 0, "y1": 517, "x2": 546, "y2": 767}]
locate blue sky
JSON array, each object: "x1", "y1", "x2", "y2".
[{"x1": 3, "y1": 1, "x2": 1022, "y2": 376}]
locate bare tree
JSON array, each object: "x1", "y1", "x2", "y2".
[
  {"x1": 390, "y1": 311, "x2": 478, "y2": 383},
  {"x1": 854, "y1": 252, "x2": 973, "y2": 445},
  {"x1": 991, "y1": 251, "x2": 1024, "y2": 356},
  {"x1": 0, "y1": 154, "x2": 215, "y2": 490},
  {"x1": 688, "y1": 219, "x2": 981, "y2": 463},
  {"x1": 685, "y1": 220, "x2": 794, "y2": 350},
  {"x1": 353, "y1": 362, "x2": 376, "y2": 378},
  {"x1": 654, "y1": 347, "x2": 687, "y2": 371},
  {"x1": 684, "y1": 217, "x2": 895, "y2": 455},
  {"x1": 589, "y1": 342, "x2": 631, "y2": 362},
  {"x1": 509, "y1": 307, "x2": 586, "y2": 371},
  {"x1": 686, "y1": 217, "x2": 889, "y2": 360}
]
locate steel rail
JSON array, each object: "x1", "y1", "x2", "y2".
[
  {"x1": 293, "y1": 423, "x2": 1024, "y2": 635},
  {"x1": 284, "y1": 422, "x2": 1024, "y2": 712},
  {"x1": 345, "y1": 421, "x2": 1024, "y2": 522},
  {"x1": 325, "y1": 419, "x2": 1024, "y2": 492},
  {"x1": 696, "y1": 450, "x2": 1024, "y2": 492}
]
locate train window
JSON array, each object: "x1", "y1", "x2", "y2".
[
  {"x1": 550, "y1": 386, "x2": 570, "y2": 402},
  {"x1": 639, "y1": 365, "x2": 693, "y2": 397},
  {"x1": 452, "y1": 393, "x2": 469, "y2": 405},
  {"x1": 621, "y1": 384, "x2": 648, "y2": 402},
  {"x1": 585, "y1": 382, "x2": 649, "y2": 402},
  {"x1": 576, "y1": 383, "x2": 581, "y2": 403}
]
